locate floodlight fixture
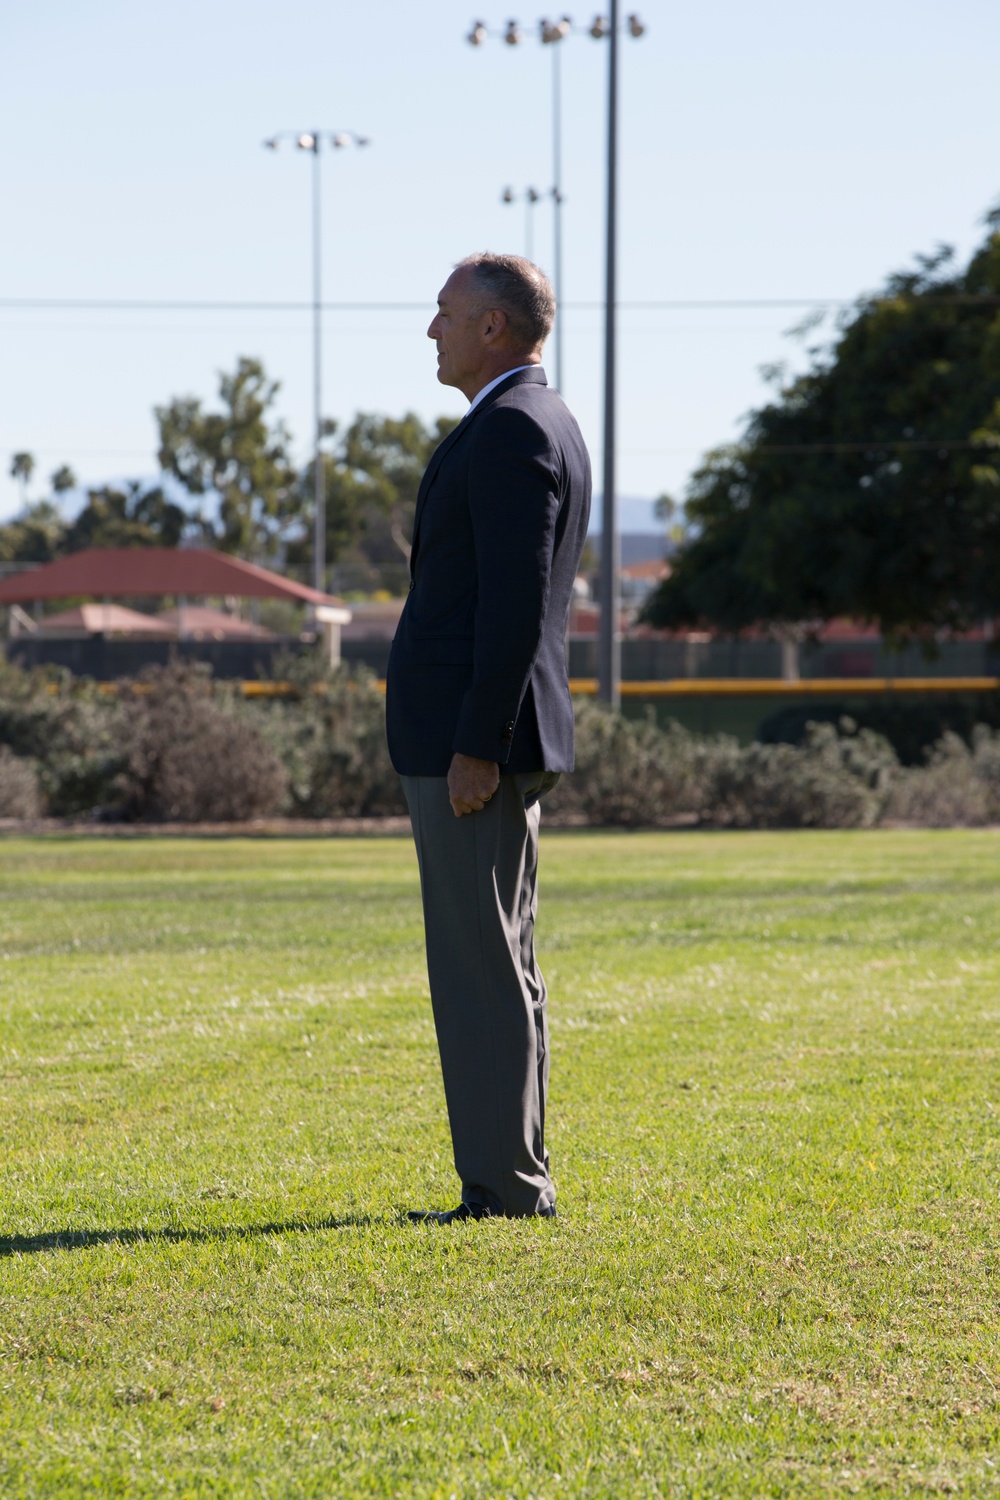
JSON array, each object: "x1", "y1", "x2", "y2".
[
  {"x1": 542, "y1": 14, "x2": 572, "y2": 39},
  {"x1": 504, "y1": 18, "x2": 522, "y2": 43},
  {"x1": 467, "y1": 19, "x2": 488, "y2": 43}
]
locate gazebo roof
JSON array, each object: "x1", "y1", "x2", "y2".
[
  {"x1": 40, "y1": 604, "x2": 174, "y2": 636},
  {"x1": 157, "y1": 605, "x2": 277, "y2": 640},
  {"x1": 0, "y1": 547, "x2": 342, "y2": 607},
  {"x1": 34, "y1": 603, "x2": 280, "y2": 641}
]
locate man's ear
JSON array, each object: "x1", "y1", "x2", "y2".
[{"x1": 482, "y1": 307, "x2": 508, "y2": 344}]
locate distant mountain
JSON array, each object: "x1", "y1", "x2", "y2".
[
  {"x1": 588, "y1": 532, "x2": 670, "y2": 567},
  {"x1": 588, "y1": 495, "x2": 662, "y2": 534}
]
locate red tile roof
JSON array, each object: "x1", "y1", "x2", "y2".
[{"x1": 0, "y1": 547, "x2": 341, "y2": 606}]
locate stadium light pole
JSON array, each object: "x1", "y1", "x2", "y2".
[
  {"x1": 593, "y1": 7, "x2": 644, "y2": 707},
  {"x1": 468, "y1": 14, "x2": 645, "y2": 705},
  {"x1": 263, "y1": 128, "x2": 369, "y2": 596},
  {"x1": 597, "y1": 7, "x2": 618, "y2": 707},
  {"x1": 467, "y1": 16, "x2": 572, "y2": 393}
]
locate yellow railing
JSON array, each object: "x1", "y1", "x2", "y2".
[
  {"x1": 567, "y1": 677, "x2": 1000, "y2": 697},
  {"x1": 48, "y1": 676, "x2": 1000, "y2": 699}
]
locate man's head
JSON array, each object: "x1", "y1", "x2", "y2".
[{"x1": 427, "y1": 253, "x2": 556, "y2": 399}]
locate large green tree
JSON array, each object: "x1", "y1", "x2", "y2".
[
  {"x1": 3, "y1": 358, "x2": 458, "y2": 590},
  {"x1": 156, "y1": 357, "x2": 298, "y2": 560},
  {"x1": 0, "y1": 466, "x2": 76, "y2": 564},
  {"x1": 643, "y1": 212, "x2": 1000, "y2": 640},
  {"x1": 289, "y1": 411, "x2": 459, "y2": 589},
  {"x1": 63, "y1": 483, "x2": 190, "y2": 552},
  {"x1": 0, "y1": 480, "x2": 191, "y2": 563},
  {"x1": 0, "y1": 500, "x2": 65, "y2": 565}
]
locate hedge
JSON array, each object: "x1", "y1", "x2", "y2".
[{"x1": 0, "y1": 655, "x2": 998, "y2": 828}]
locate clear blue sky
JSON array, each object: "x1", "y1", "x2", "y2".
[{"x1": 2, "y1": 0, "x2": 998, "y2": 528}]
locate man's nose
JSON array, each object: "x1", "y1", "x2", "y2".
[{"x1": 426, "y1": 318, "x2": 439, "y2": 339}]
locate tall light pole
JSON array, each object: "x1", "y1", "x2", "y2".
[
  {"x1": 589, "y1": 9, "x2": 646, "y2": 707},
  {"x1": 544, "y1": 18, "x2": 568, "y2": 396},
  {"x1": 263, "y1": 128, "x2": 369, "y2": 596},
  {"x1": 467, "y1": 16, "x2": 572, "y2": 392},
  {"x1": 597, "y1": 6, "x2": 619, "y2": 708},
  {"x1": 467, "y1": 14, "x2": 645, "y2": 706}
]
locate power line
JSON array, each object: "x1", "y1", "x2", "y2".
[
  {"x1": 14, "y1": 440, "x2": 997, "y2": 463},
  {"x1": 1, "y1": 295, "x2": 997, "y2": 312},
  {"x1": 0, "y1": 299, "x2": 430, "y2": 312},
  {"x1": 627, "y1": 440, "x2": 997, "y2": 455},
  {"x1": 750, "y1": 440, "x2": 998, "y2": 454},
  {"x1": 0, "y1": 296, "x2": 834, "y2": 313}
]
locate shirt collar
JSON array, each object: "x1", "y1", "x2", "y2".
[{"x1": 467, "y1": 364, "x2": 540, "y2": 414}]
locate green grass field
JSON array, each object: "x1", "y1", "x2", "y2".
[{"x1": 1, "y1": 829, "x2": 998, "y2": 1498}]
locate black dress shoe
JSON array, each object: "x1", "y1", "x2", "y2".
[
  {"x1": 406, "y1": 1202, "x2": 557, "y2": 1224},
  {"x1": 407, "y1": 1202, "x2": 492, "y2": 1224}
]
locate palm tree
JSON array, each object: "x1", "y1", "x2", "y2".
[
  {"x1": 50, "y1": 464, "x2": 77, "y2": 494},
  {"x1": 9, "y1": 451, "x2": 35, "y2": 508}
]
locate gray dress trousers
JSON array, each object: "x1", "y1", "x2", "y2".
[{"x1": 401, "y1": 769, "x2": 559, "y2": 1217}]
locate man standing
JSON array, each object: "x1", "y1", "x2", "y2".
[{"x1": 386, "y1": 252, "x2": 591, "y2": 1223}]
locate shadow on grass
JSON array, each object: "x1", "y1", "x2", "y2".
[{"x1": 0, "y1": 1214, "x2": 374, "y2": 1258}]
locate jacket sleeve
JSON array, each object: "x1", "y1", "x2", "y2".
[{"x1": 451, "y1": 405, "x2": 561, "y2": 763}]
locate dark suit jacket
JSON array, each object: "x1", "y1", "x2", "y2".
[{"x1": 385, "y1": 367, "x2": 592, "y2": 776}]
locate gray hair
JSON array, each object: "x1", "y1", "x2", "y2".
[{"x1": 456, "y1": 252, "x2": 555, "y2": 352}]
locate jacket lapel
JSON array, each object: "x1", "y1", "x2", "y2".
[
  {"x1": 409, "y1": 420, "x2": 471, "y2": 575},
  {"x1": 409, "y1": 368, "x2": 548, "y2": 572}
]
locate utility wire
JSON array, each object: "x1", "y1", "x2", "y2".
[
  {"x1": 0, "y1": 299, "x2": 431, "y2": 312},
  {"x1": 1, "y1": 296, "x2": 998, "y2": 312},
  {"x1": 14, "y1": 441, "x2": 997, "y2": 461},
  {"x1": 718, "y1": 439, "x2": 999, "y2": 455}
]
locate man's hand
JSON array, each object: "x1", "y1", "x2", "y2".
[{"x1": 447, "y1": 753, "x2": 500, "y2": 818}]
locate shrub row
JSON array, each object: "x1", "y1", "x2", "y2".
[
  {"x1": 0, "y1": 657, "x2": 406, "y2": 823},
  {"x1": 0, "y1": 655, "x2": 998, "y2": 828},
  {"x1": 548, "y1": 712, "x2": 895, "y2": 829}
]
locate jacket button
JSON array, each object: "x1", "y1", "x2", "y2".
[{"x1": 408, "y1": 579, "x2": 415, "y2": 592}]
